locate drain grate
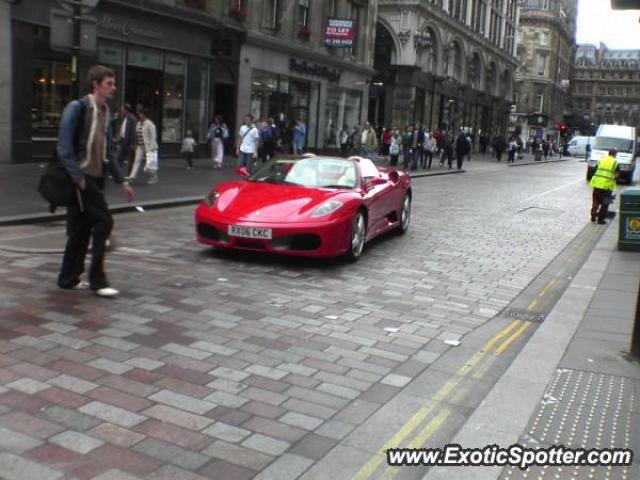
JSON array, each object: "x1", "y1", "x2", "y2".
[{"x1": 503, "y1": 307, "x2": 545, "y2": 323}]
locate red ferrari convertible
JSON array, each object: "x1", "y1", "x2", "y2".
[{"x1": 195, "y1": 155, "x2": 411, "y2": 260}]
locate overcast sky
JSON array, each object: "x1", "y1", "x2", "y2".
[{"x1": 576, "y1": 0, "x2": 640, "y2": 49}]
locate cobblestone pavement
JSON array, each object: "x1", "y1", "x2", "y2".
[{"x1": 0, "y1": 159, "x2": 596, "y2": 479}]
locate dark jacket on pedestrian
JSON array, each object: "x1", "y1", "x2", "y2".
[
  {"x1": 119, "y1": 112, "x2": 137, "y2": 148},
  {"x1": 456, "y1": 133, "x2": 471, "y2": 156},
  {"x1": 57, "y1": 96, "x2": 126, "y2": 186}
]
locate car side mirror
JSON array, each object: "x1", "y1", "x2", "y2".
[
  {"x1": 234, "y1": 167, "x2": 250, "y2": 179},
  {"x1": 388, "y1": 171, "x2": 400, "y2": 183}
]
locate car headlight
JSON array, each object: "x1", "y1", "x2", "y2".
[
  {"x1": 205, "y1": 190, "x2": 220, "y2": 207},
  {"x1": 311, "y1": 199, "x2": 343, "y2": 217}
]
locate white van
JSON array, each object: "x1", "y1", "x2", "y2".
[
  {"x1": 587, "y1": 125, "x2": 637, "y2": 184},
  {"x1": 566, "y1": 136, "x2": 592, "y2": 158}
]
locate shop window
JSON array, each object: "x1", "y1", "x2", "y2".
[
  {"x1": 98, "y1": 41, "x2": 125, "y2": 113},
  {"x1": 32, "y1": 61, "x2": 73, "y2": 139},
  {"x1": 297, "y1": 0, "x2": 310, "y2": 27},
  {"x1": 128, "y1": 47, "x2": 162, "y2": 70},
  {"x1": 186, "y1": 58, "x2": 210, "y2": 143},
  {"x1": 162, "y1": 54, "x2": 186, "y2": 142},
  {"x1": 324, "y1": 88, "x2": 362, "y2": 148}
]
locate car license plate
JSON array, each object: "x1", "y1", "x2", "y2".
[{"x1": 228, "y1": 225, "x2": 272, "y2": 240}]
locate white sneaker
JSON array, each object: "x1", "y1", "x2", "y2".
[
  {"x1": 72, "y1": 281, "x2": 90, "y2": 290},
  {"x1": 95, "y1": 287, "x2": 119, "y2": 297}
]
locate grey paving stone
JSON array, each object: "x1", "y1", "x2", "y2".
[
  {"x1": 49, "y1": 430, "x2": 105, "y2": 453},
  {"x1": 148, "y1": 390, "x2": 217, "y2": 415},
  {"x1": 0, "y1": 452, "x2": 63, "y2": 480},
  {"x1": 133, "y1": 437, "x2": 210, "y2": 471},
  {"x1": 242, "y1": 433, "x2": 291, "y2": 456},
  {"x1": 79, "y1": 401, "x2": 147, "y2": 428},
  {"x1": 0, "y1": 426, "x2": 43, "y2": 454},
  {"x1": 253, "y1": 453, "x2": 314, "y2": 480},
  {"x1": 40, "y1": 406, "x2": 102, "y2": 431},
  {"x1": 6, "y1": 378, "x2": 51, "y2": 394},
  {"x1": 47, "y1": 374, "x2": 99, "y2": 394},
  {"x1": 92, "y1": 469, "x2": 143, "y2": 480},
  {"x1": 279, "y1": 412, "x2": 324, "y2": 431},
  {"x1": 202, "y1": 422, "x2": 251, "y2": 443}
]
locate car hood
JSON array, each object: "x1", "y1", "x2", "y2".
[{"x1": 210, "y1": 181, "x2": 349, "y2": 222}]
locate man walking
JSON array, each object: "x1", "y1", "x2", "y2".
[
  {"x1": 236, "y1": 114, "x2": 260, "y2": 172},
  {"x1": 455, "y1": 130, "x2": 470, "y2": 170},
  {"x1": 116, "y1": 103, "x2": 137, "y2": 171},
  {"x1": 57, "y1": 65, "x2": 134, "y2": 297},
  {"x1": 590, "y1": 149, "x2": 619, "y2": 225}
]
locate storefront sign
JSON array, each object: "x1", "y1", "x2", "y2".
[
  {"x1": 324, "y1": 19, "x2": 354, "y2": 48},
  {"x1": 289, "y1": 59, "x2": 341, "y2": 83},
  {"x1": 97, "y1": 15, "x2": 163, "y2": 41}
]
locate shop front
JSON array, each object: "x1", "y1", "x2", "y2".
[
  {"x1": 11, "y1": 0, "x2": 241, "y2": 162},
  {"x1": 237, "y1": 42, "x2": 370, "y2": 153}
]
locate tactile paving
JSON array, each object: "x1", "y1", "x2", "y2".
[{"x1": 500, "y1": 369, "x2": 639, "y2": 480}]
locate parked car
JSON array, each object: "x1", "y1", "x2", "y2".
[
  {"x1": 195, "y1": 155, "x2": 412, "y2": 260},
  {"x1": 566, "y1": 136, "x2": 592, "y2": 158}
]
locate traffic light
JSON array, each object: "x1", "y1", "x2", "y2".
[{"x1": 611, "y1": 0, "x2": 640, "y2": 10}]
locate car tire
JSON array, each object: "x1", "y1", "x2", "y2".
[
  {"x1": 397, "y1": 193, "x2": 411, "y2": 235},
  {"x1": 346, "y1": 211, "x2": 366, "y2": 262}
]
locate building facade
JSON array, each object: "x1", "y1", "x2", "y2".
[
  {"x1": 572, "y1": 43, "x2": 640, "y2": 132},
  {"x1": 513, "y1": 0, "x2": 577, "y2": 141},
  {"x1": 9, "y1": 0, "x2": 242, "y2": 163},
  {"x1": 0, "y1": 0, "x2": 12, "y2": 164},
  {"x1": 236, "y1": 0, "x2": 377, "y2": 151},
  {"x1": 374, "y1": 0, "x2": 519, "y2": 138}
]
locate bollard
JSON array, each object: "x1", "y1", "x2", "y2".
[{"x1": 631, "y1": 280, "x2": 640, "y2": 358}]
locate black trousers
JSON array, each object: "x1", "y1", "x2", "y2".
[
  {"x1": 58, "y1": 177, "x2": 113, "y2": 290},
  {"x1": 456, "y1": 153, "x2": 465, "y2": 170},
  {"x1": 591, "y1": 188, "x2": 612, "y2": 222}
]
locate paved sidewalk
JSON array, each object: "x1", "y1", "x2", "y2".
[
  {"x1": 426, "y1": 214, "x2": 640, "y2": 480},
  {"x1": 0, "y1": 152, "x2": 569, "y2": 225}
]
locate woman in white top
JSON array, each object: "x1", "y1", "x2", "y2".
[{"x1": 128, "y1": 107, "x2": 159, "y2": 184}]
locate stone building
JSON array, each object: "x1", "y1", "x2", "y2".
[
  {"x1": 7, "y1": 0, "x2": 242, "y2": 162},
  {"x1": 374, "y1": 0, "x2": 520, "y2": 138},
  {"x1": 572, "y1": 43, "x2": 640, "y2": 131},
  {"x1": 513, "y1": 0, "x2": 577, "y2": 141},
  {"x1": 235, "y1": 0, "x2": 377, "y2": 151}
]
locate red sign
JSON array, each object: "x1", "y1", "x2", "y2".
[{"x1": 324, "y1": 19, "x2": 354, "y2": 48}]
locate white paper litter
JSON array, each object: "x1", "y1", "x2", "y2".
[
  {"x1": 444, "y1": 339, "x2": 461, "y2": 347},
  {"x1": 384, "y1": 327, "x2": 400, "y2": 333},
  {"x1": 217, "y1": 278, "x2": 229, "y2": 282},
  {"x1": 135, "y1": 206, "x2": 145, "y2": 212},
  {"x1": 542, "y1": 394, "x2": 558, "y2": 405},
  {"x1": 324, "y1": 315, "x2": 339, "y2": 320},
  {"x1": 587, "y1": 358, "x2": 594, "y2": 363}
]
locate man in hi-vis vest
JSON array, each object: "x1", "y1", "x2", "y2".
[{"x1": 589, "y1": 148, "x2": 619, "y2": 225}]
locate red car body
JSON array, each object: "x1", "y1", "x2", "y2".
[{"x1": 194, "y1": 156, "x2": 411, "y2": 258}]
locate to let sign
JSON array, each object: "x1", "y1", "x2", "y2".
[{"x1": 324, "y1": 19, "x2": 354, "y2": 48}]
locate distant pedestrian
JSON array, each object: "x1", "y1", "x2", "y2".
[
  {"x1": 56, "y1": 65, "x2": 134, "y2": 297},
  {"x1": 493, "y1": 135, "x2": 506, "y2": 162},
  {"x1": 181, "y1": 130, "x2": 197, "y2": 170},
  {"x1": 389, "y1": 130, "x2": 400, "y2": 166},
  {"x1": 381, "y1": 128, "x2": 392, "y2": 161},
  {"x1": 236, "y1": 114, "x2": 260, "y2": 172},
  {"x1": 293, "y1": 119, "x2": 306, "y2": 154},
  {"x1": 116, "y1": 103, "x2": 137, "y2": 170},
  {"x1": 455, "y1": 130, "x2": 470, "y2": 170},
  {"x1": 208, "y1": 115, "x2": 225, "y2": 169},
  {"x1": 339, "y1": 126, "x2": 350, "y2": 157},
  {"x1": 128, "y1": 107, "x2": 158, "y2": 184},
  {"x1": 423, "y1": 132, "x2": 435, "y2": 169},
  {"x1": 508, "y1": 136, "x2": 518, "y2": 163},
  {"x1": 589, "y1": 149, "x2": 619, "y2": 224}
]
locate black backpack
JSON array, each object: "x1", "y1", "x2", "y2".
[{"x1": 37, "y1": 100, "x2": 86, "y2": 212}]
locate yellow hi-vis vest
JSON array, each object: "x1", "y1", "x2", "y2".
[{"x1": 590, "y1": 155, "x2": 617, "y2": 191}]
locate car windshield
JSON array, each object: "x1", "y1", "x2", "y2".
[
  {"x1": 249, "y1": 157, "x2": 358, "y2": 189},
  {"x1": 594, "y1": 137, "x2": 634, "y2": 153}
]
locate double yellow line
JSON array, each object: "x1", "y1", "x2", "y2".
[
  {"x1": 353, "y1": 316, "x2": 533, "y2": 480},
  {"x1": 355, "y1": 228, "x2": 603, "y2": 480}
]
